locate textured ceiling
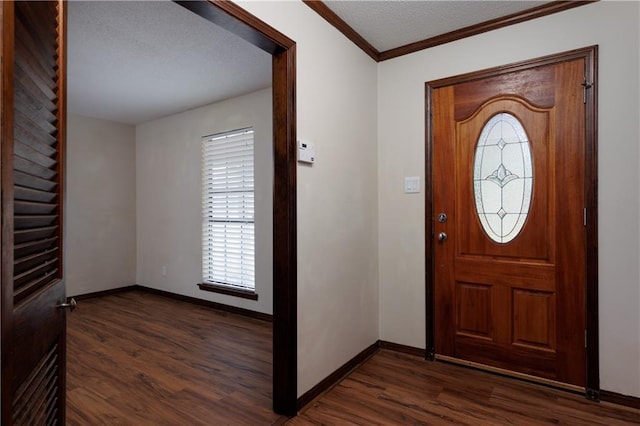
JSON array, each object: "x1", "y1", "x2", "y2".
[
  {"x1": 68, "y1": 1, "x2": 557, "y2": 124},
  {"x1": 323, "y1": 0, "x2": 550, "y2": 52},
  {"x1": 67, "y1": 1, "x2": 272, "y2": 125}
]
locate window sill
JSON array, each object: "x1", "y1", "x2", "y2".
[{"x1": 198, "y1": 283, "x2": 258, "y2": 300}]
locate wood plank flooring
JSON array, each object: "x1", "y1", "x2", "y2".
[
  {"x1": 67, "y1": 292, "x2": 639, "y2": 425},
  {"x1": 66, "y1": 290, "x2": 283, "y2": 425},
  {"x1": 290, "y1": 350, "x2": 640, "y2": 425}
]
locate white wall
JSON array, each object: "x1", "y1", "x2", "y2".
[
  {"x1": 65, "y1": 114, "x2": 137, "y2": 296},
  {"x1": 136, "y1": 88, "x2": 274, "y2": 314},
  {"x1": 377, "y1": 1, "x2": 640, "y2": 397},
  {"x1": 236, "y1": 1, "x2": 379, "y2": 396}
]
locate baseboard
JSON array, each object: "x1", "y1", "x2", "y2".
[
  {"x1": 135, "y1": 285, "x2": 273, "y2": 322},
  {"x1": 295, "y1": 339, "x2": 426, "y2": 412},
  {"x1": 69, "y1": 284, "x2": 273, "y2": 322},
  {"x1": 68, "y1": 285, "x2": 138, "y2": 301},
  {"x1": 379, "y1": 340, "x2": 425, "y2": 357},
  {"x1": 296, "y1": 341, "x2": 379, "y2": 411},
  {"x1": 600, "y1": 390, "x2": 640, "y2": 410}
]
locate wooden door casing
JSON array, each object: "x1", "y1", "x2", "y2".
[
  {"x1": 1, "y1": 1, "x2": 67, "y2": 424},
  {"x1": 427, "y1": 48, "x2": 598, "y2": 390}
]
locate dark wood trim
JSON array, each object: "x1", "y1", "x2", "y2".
[
  {"x1": 424, "y1": 46, "x2": 599, "y2": 394},
  {"x1": 426, "y1": 47, "x2": 600, "y2": 89},
  {"x1": 57, "y1": 1, "x2": 68, "y2": 418},
  {"x1": 379, "y1": 340, "x2": 425, "y2": 358},
  {"x1": 600, "y1": 390, "x2": 640, "y2": 410},
  {"x1": 68, "y1": 285, "x2": 138, "y2": 301},
  {"x1": 177, "y1": 1, "x2": 294, "y2": 54},
  {"x1": 136, "y1": 285, "x2": 273, "y2": 322},
  {"x1": 271, "y1": 43, "x2": 298, "y2": 417},
  {"x1": 198, "y1": 283, "x2": 258, "y2": 300},
  {"x1": 379, "y1": 1, "x2": 595, "y2": 61},
  {"x1": 176, "y1": 1, "x2": 298, "y2": 416},
  {"x1": 301, "y1": 1, "x2": 379, "y2": 62},
  {"x1": 424, "y1": 83, "x2": 436, "y2": 362},
  {"x1": 583, "y1": 46, "x2": 599, "y2": 399},
  {"x1": 0, "y1": 2, "x2": 16, "y2": 423},
  {"x1": 297, "y1": 341, "x2": 379, "y2": 411},
  {"x1": 303, "y1": 1, "x2": 594, "y2": 62}
]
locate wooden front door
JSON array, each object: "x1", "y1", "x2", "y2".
[
  {"x1": 1, "y1": 1, "x2": 68, "y2": 424},
  {"x1": 429, "y1": 50, "x2": 596, "y2": 387}
]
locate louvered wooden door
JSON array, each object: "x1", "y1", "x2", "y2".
[{"x1": 1, "y1": 1, "x2": 67, "y2": 424}]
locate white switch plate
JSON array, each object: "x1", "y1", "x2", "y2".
[{"x1": 404, "y1": 176, "x2": 420, "y2": 193}]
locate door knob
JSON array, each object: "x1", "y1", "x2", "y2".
[
  {"x1": 57, "y1": 298, "x2": 77, "y2": 312},
  {"x1": 438, "y1": 232, "x2": 448, "y2": 242}
]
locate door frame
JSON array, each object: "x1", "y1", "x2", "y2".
[
  {"x1": 174, "y1": 1, "x2": 298, "y2": 415},
  {"x1": 0, "y1": 0, "x2": 298, "y2": 420},
  {"x1": 424, "y1": 46, "x2": 599, "y2": 398}
]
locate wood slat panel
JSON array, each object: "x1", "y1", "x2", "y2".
[
  {"x1": 14, "y1": 50, "x2": 57, "y2": 102},
  {"x1": 14, "y1": 225, "x2": 58, "y2": 244},
  {"x1": 14, "y1": 237, "x2": 58, "y2": 259},
  {"x1": 14, "y1": 185, "x2": 57, "y2": 203},
  {"x1": 14, "y1": 247, "x2": 59, "y2": 276},
  {"x1": 15, "y1": 16, "x2": 57, "y2": 77},
  {"x1": 15, "y1": 102, "x2": 57, "y2": 137},
  {"x1": 14, "y1": 258, "x2": 58, "y2": 288},
  {"x1": 14, "y1": 155, "x2": 57, "y2": 181},
  {"x1": 14, "y1": 123, "x2": 57, "y2": 155},
  {"x1": 15, "y1": 366, "x2": 56, "y2": 426},
  {"x1": 13, "y1": 62, "x2": 58, "y2": 108},
  {"x1": 14, "y1": 142, "x2": 56, "y2": 170},
  {"x1": 15, "y1": 2, "x2": 58, "y2": 69},
  {"x1": 14, "y1": 171, "x2": 57, "y2": 192},
  {"x1": 14, "y1": 82, "x2": 57, "y2": 128},
  {"x1": 12, "y1": 344, "x2": 59, "y2": 426},
  {"x1": 14, "y1": 215, "x2": 58, "y2": 230},
  {"x1": 12, "y1": 349, "x2": 56, "y2": 419},
  {"x1": 5, "y1": 1, "x2": 66, "y2": 424},
  {"x1": 14, "y1": 110, "x2": 58, "y2": 148},
  {"x1": 13, "y1": 55, "x2": 56, "y2": 100},
  {"x1": 14, "y1": 275, "x2": 58, "y2": 305},
  {"x1": 14, "y1": 201, "x2": 57, "y2": 216}
]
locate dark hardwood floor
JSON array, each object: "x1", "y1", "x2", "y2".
[
  {"x1": 67, "y1": 292, "x2": 639, "y2": 425},
  {"x1": 66, "y1": 290, "x2": 283, "y2": 425},
  {"x1": 290, "y1": 350, "x2": 640, "y2": 425}
]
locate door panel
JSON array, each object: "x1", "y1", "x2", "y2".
[
  {"x1": 433, "y1": 58, "x2": 586, "y2": 386},
  {"x1": 2, "y1": 1, "x2": 67, "y2": 424}
]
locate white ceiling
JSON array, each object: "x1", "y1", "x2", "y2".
[
  {"x1": 67, "y1": 1, "x2": 272, "y2": 125},
  {"x1": 67, "y1": 1, "x2": 556, "y2": 125},
  {"x1": 323, "y1": 0, "x2": 550, "y2": 52}
]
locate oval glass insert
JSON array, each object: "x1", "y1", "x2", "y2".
[{"x1": 473, "y1": 113, "x2": 533, "y2": 244}]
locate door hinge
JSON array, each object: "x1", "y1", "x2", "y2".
[
  {"x1": 582, "y1": 80, "x2": 593, "y2": 104},
  {"x1": 585, "y1": 330, "x2": 588, "y2": 348},
  {"x1": 584, "y1": 208, "x2": 587, "y2": 226}
]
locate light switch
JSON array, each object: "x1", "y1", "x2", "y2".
[{"x1": 404, "y1": 176, "x2": 420, "y2": 193}]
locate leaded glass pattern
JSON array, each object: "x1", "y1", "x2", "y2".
[{"x1": 473, "y1": 113, "x2": 533, "y2": 244}]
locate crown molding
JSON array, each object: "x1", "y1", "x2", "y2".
[
  {"x1": 304, "y1": 1, "x2": 596, "y2": 62},
  {"x1": 302, "y1": 0, "x2": 380, "y2": 62}
]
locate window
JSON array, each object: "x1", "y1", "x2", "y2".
[
  {"x1": 202, "y1": 128, "x2": 255, "y2": 291},
  {"x1": 473, "y1": 113, "x2": 533, "y2": 244}
]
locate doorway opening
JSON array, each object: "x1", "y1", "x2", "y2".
[{"x1": 68, "y1": 0, "x2": 298, "y2": 415}]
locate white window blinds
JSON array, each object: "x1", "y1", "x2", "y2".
[{"x1": 202, "y1": 128, "x2": 255, "y2": 290}]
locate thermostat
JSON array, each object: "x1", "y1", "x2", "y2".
[{"x1": 298, "y1": 141, "x2": 315, "y2": 164}]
